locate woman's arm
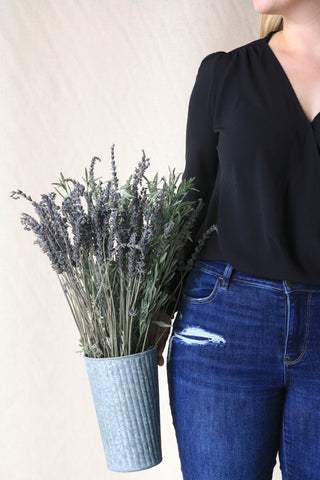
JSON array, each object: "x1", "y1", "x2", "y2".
[{"x1": 163, "y1": 53, "x2": 221, "y2": 318}]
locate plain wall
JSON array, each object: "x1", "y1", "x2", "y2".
[{"x1": 1, "y1": 0, "x2": 282, "y2": 478}]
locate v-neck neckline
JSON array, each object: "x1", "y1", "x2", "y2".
[{"x1": 262, "y1": 30, "x2": 320, "y2": 128}]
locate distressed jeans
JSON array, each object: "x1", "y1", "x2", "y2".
[{"x1": 166, "y1": 259, "x2": 320, "y2": 480}]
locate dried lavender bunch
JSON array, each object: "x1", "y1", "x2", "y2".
[{"x1": 10, "y1": 145, "x2": 217, "y2": 358}]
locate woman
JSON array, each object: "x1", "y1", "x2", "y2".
[{"x1": 157, "y1": 1, "x2": 320, "y2": 479}]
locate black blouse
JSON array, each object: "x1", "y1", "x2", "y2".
[{"x1": 164, "y1": 29, "x2": 320, "y2": 317}]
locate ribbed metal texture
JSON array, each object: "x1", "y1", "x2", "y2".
[{"x1": 84, "y1": 344, "x2": 162, "y2": 472}]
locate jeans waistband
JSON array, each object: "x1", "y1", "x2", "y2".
[{"x1": 194, "y1": 259, "x2": 320, "y2": 292}]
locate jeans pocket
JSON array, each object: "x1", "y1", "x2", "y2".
[{"x1": 182, "y1": 266, "x2": 221, "y2": 304}]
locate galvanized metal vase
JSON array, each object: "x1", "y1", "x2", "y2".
[{"x1": 84, "y1": 344, "x2": 162, "y2": 472}]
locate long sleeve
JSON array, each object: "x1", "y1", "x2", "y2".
[{"x1": 163, "y1": 53, "x2": 221, "y2": 318}]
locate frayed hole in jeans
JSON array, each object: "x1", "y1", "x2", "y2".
[{"x1": 172, "y1": 326, "x2": 226, "y2": 346}]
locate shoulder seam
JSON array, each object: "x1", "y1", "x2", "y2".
[{"x1": 196, "y1": 52, "x2": 226, "y2": 127}]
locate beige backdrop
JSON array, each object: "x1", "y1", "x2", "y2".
[{"x1": 2, "y1": 0, "x2": 282, "y2": 478}]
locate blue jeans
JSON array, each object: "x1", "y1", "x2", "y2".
[{"x1": 166, "y1": 259, "x2": 320, "y2": 480}]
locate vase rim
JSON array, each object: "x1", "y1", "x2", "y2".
[{"x1": 83, "y1": 344, "x2": 157, "y2": 361}]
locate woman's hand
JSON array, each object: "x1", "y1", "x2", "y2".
[{"x1": 149, "y1": 309, "x2": 172, "y2": 366}]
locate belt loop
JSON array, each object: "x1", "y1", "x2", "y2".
[{"x1": 221, "y1": 262, "x2": 234, "y2": 290}]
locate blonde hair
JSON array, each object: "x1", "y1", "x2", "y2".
[{"x1": 259, "y1": 13, "x2": 283, "y2": 38}]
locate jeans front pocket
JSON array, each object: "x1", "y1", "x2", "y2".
[{"x1": 182, "y1": 266, "x2": 221, "y2": 304}]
